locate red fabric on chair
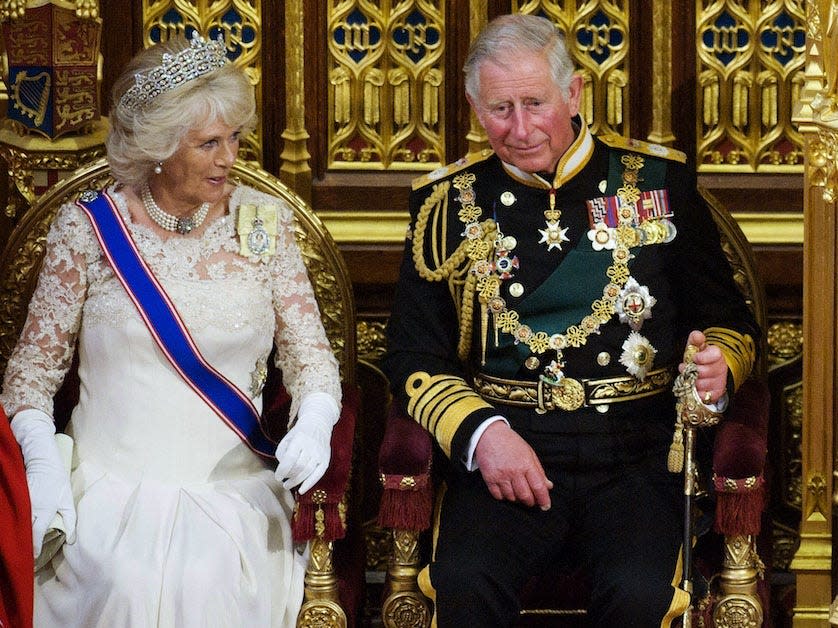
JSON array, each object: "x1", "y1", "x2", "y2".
[
  {"x1": 377, "y1": 404, "x2": 434, "y2": 532},
  {"x1": 263, "y1": 379, "x2": 364, "y2": 626},
  {"x1": 714, "y1": 378, "x2": 770, "y2": 477},
  {"x1": 0, "y1": 405, "x2": 34, "y2": 628},
  {"x1": 293, "y1": 384, "x2": 363, "y2": 627},
  {"x1": 292, "y1": 383, "x2": 360, "y2": 543},
  {"x1": 712, "y1": 378, "x2": 770, "y2": 536},
  {"x1": 256, "y1": 356, "x2": 360, "y2": 543}
]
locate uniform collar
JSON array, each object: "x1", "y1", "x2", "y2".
[{"x1": 499, "y1": 115, "x2": 594, "y2": 190}]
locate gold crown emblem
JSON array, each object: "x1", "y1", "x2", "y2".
[{"x1": 118, "y1": 33, "x2": 228, "y2": 113}]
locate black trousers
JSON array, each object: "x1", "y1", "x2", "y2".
[{"x1": 428, "y1": 412, "x2": 688, "y2": 628}]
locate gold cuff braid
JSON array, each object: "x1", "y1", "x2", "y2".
[
  {"x1": 405, "y1": 372, "x2": 494, "y2": 458},
  {"x1": 703, "y1": 327, "x2": 756, "y2": 390}
]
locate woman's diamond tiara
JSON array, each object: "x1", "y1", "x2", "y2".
[{"x1": 118, "y1": 33, "x2": 228, "y2": 113}]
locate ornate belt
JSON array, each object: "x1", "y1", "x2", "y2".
[{"x1": 472, "y1": 367, "x2": 674, "y2": 414}]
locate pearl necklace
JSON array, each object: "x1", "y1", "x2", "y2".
[{"x1": 141, "y1": 183, "x2": 210, "y2": 234}]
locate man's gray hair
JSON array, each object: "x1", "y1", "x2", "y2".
[{"x1": 463, "y1": 14, "x2": 576, "y2": 102}]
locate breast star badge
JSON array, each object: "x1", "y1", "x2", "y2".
[{"x1": 538, "y1": 221, "x2": 570, "y2": 251}]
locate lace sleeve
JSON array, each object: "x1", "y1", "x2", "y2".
[
  {"x1": 269, "y1": 203, "x2": 342, "y2": 421},
  {"x1": 0, "y1": 203, "x2": 92, "y2": 417}
]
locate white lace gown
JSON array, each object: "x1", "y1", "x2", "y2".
[{"x1": 0, "y1": 184, "x2": 342, "y2": 628}]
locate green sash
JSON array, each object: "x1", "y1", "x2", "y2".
[{"x1": 483, "y1": 146, "x2": 667, "y2": 376}]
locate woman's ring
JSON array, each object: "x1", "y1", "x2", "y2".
[{"x1": 703, "y1": 391, "x2": 712, "y2": 403}]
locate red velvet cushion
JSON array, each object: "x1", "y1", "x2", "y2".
[
  {"x1": 0, "y1": 405, "x2": 34, "y2": 628},
  {"x1": 378, "y1": 404, "x2": 433, "y2": 477},
  {"x1": 712, "y1": 378, "x2": 770, "y2": 536},
  {"x1": 377, "y1": 405, "x2": 434, "y2": 531},
  {"x1": 713, "y1": 378, "x2": 770, "y2": 480},
  {"x1": 292, "y1": 383, "x2": 360, "y2": 543}
]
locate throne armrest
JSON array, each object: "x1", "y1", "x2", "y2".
[
  {"x1": 712, "y1": 377, "x2": 770, "y2": 536},
  {"x1": 377, "y1": 404, "x2": 434, "y2": 531},
  {"x1": 291, "y1": 383, "x2": 360, "y2": 543}
]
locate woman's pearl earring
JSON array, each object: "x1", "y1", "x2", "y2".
[{"x1": 154, "y1": 162, "x2": 163, "y2": 174}]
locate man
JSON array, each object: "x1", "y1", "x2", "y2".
[{"x1": 382, "y1": 13, "x2": 759, "y2": 627}]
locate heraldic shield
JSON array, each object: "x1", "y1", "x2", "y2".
[{"x1": 1, "y1": 2, "x2": 101, "y2": 139}]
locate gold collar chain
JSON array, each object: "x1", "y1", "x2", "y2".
[{"x1": 455, "y1": 155, "x2": 646, "y2": 372}]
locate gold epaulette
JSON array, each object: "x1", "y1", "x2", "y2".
[
  {"x1": 411, "y1": 148, "x2": 495, "y2": 190},
  {"x1": 598, "y1": 134, "x2": 687, "y2": 164}
]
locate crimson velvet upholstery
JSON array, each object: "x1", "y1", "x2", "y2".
[{"x1": 262, "y1": 375, "x2": 365, "y2": 624}]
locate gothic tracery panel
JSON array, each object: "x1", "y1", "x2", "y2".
[
  {"x1": 696, "y1": 0, "x2": 805, "y2": 171},
  {"x1": 327, "y1": 0, "x2": 444, "y2": 170}
]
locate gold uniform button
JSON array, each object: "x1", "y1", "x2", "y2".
[
  {"x1": 524, "y1": 356, "x2": 540, "y2": 370},
  {"x1": 597, "y1": 351, "x2": 611, "y2": 366},
  {"x1": 509, "y1": 282, "x2": 524, "y2": 298}
]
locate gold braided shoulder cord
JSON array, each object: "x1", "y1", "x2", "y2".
[
  {"x1": 411, "y1": 181, "x2": 471, "y2": 281},
  {"x1": 457, "y1": 272, "x2": 478, "y2": 361},
  {"x1": 411, "y1": 176, "x2": 498, "y2": 363}
]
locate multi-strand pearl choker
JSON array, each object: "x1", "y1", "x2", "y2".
[{"x1": 141, "y1": 183, "x2": 210, "y2": 234}]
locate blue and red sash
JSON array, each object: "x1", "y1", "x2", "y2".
[{"x1": 77, "y1": 190, "x2": 277, "y2": 458}]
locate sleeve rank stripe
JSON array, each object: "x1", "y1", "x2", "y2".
[
  {"x1": 405, "y1": 372, "x2": 494, "y2": 457},
  {"x1": 703, "y1": 327, "x2": 756, "y2": 390}
]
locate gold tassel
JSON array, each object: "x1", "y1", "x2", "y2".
[
  {"x1": 668, "y1": 420, "x2": 684, "y2": 473},
  {"x1": 481, "y1": 302, "x2": 488, "y2": 366}
]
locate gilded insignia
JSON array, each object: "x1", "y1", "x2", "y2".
[
  {"x1": 462, "y1": 222, "x2": 484, "y2": 240},
  {"x1": 619, "y1": 331, "x2": 657, "y2": 380},
  {"x1": 538, "y1": 219, "x2": 570, "y2": 251},
  {"x1": 542, "y1": 359, "x2": 565, "y2": 384},
  {"x1": 238, "y1": 203, "x2": 278, "y2": 260},
  {"x1": 250, "y1": 353, "x2": 269, "y2": 397},
  {"x1": 615, "y1": 277, "x2": 656, "y2": 331},
  {"x1": 587, "y1": 222, "x2": 616, "y2": 250},
  {"x1": 549, "y1": 377, "x2": 586, "y2": 412}
]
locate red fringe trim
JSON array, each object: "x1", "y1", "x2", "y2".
[
  {"x1": 377, "y1": 484, "x2": 433, "y2": 531},
  {"x1": 714, "y1": 484, "x2": 765, "y2": 536},
  {"x1": 292, "y1": 502, "x2": 346, "y2": 543}
]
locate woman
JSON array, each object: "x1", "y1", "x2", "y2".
[{"x1": 0, "y1": 33, "x2": 341, "y2": 627}]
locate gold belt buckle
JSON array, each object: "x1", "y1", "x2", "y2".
[{"x1": 537, "y1": 377, "x2": 586, "y2": 413}]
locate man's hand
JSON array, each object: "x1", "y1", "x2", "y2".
[
  {"x1": 473, "y1": 421, "x2": 553, "y2": 510},
  {"x1": 679, "y1": 330, "x2": 728, "y2": 405}
]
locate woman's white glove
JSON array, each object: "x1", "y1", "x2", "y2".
[
  {"x1": 274, "y1": 392, "x2": 339, "y2": 495},
  {"x1": 10, "y1": 408, "x2": 76, "y2": 558}
]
